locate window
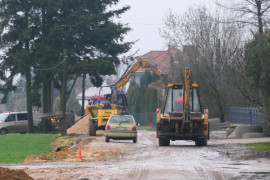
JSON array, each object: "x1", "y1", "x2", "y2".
[
  {"x1": 164, "y1": 88, "x2": 172, "y2": 114},
  {"x1": 164, "y1": 87, "x2": 183, "y2": 115},
  {"x1": 0, "y1": 114, "x2": 8, "y2": 122},
  {"x1": 17, "y1": 113, "x2": 28, "y2": 121},
  {"x1": 110, "y1": 116, "x2": 134, "y2": 123},
  {"x1": 173, "y1": 88, "x2": 183, "y2": 113},
  {"x1": 91, "y1": 100, "x2": 110, "y2": 105},
  {"x1": 192, "y1": 88, "x2": 201, "y2": 112},
  {"x1": 5, "y1": 114, "x2": 15, "y2": 122}
]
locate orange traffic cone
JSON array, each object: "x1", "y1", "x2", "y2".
[
  {"x1": 73, "y1": 139, "x2": 77, "y2": 145},
  {"x1": 77, "y1": 146, "x2": 82, "y2": 160}
]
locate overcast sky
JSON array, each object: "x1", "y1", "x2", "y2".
[{"x1": 116, "y1": 0, "x2": 219, "y2": 56}]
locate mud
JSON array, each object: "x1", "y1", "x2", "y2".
[
  {"x1": 0, "y1": 167, "x2": 33, "y2": 180},
  {"x1": 2, "y1": 131, "x2": 270, "y2": 180},
  {"x1": 212, "y1": 144, "x2": 270, "y2": 161}
]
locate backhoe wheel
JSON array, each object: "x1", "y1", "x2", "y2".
[
  {"x1": 133, "y1": 136, "x2": 137, "y2": 143},
  {"x1": 159, "y1": 138, "x2": 170, "y2": 146},
  {"x1": 89, "y1": 120, "x2": 96, "y2": 136},
  {"x1": 105, "y1": 136, "x2": 109, "y2": 143},
  {"x1": 195, "y1": 137, "x2": 207, "y2": 146}
]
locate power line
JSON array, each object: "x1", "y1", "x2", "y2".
[
  {"x1": 36, "y1": 58, "x2": 66, "y2": 71},
  {"x1": 128, "y1": 23, "x2": 163, "y2": 26}
]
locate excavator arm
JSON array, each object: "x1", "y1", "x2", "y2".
[
  {"x1": 114, "y1": 56, "x2": 167, "y2": 89},
  {"x1": 183, "y1": 68, "x2": 191, "y2": 121}
]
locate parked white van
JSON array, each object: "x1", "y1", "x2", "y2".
[{"x1": 0, "y1": 111, "x2": 41, "y2": 134}]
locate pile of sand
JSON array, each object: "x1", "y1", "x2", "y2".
[
  {"x1": 0, "y1": 167, "x2": 33, "y2": 180},
  {"x1": 67, "y1": 115, "x2": 90, "y2": 134}
]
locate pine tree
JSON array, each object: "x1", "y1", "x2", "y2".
[
  {"x1": 0, "y1": 0, "x2": 132, "y2": 135},
  {"x1": 0, "y1": 0, "x2": 41, "y2": 133},
  {"x1": 127, "y1": 71, "x2": 160, "y2": 113},
  {"x1": 245, "y1": 31, "x2": 270, "y2": 135}
]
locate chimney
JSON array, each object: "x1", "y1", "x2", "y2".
[{"x1": 168, "y1": 45, "x2": 174, "y2": 56}]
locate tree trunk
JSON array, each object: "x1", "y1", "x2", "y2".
[
  {"x1": 256, "y1": 1, "x2": 264, "y2": 34},
  {"x1": 60, "y1": 49, "x2": 67, "y2": 136},
  {"x1": 42, "y1": 77, "x2": 52, "y2": 133},
  {"x1": 24, "y1": 5, "x2": 34, "y2": 133},
  {"x1": 26, "y1": 66, "x2": 34, "y2": 133},
  {"x1": 81, "y1": 73, "x2": 86, "y2": 116}
]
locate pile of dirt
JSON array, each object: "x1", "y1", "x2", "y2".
[
  {"x1": 67, "y1": 115, "x2": 90, "y2": 134},
  {"x1": 21, "y1": 147, "x2": 77, "y2": 163},
  {"x1": 21, "y1": 137, "x2": 120, "y2": 163},
  {"x1": 82, "y1": 148, "x2": 120, "y2": 161},
  {"x1": 40, "y1": 147, "x2": 77, "y2": 160},
  {"x1": 0, "y1": 167, "x2": 33, "y2": 180}
]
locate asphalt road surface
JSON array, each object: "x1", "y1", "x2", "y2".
[{"x1": 2, "y1": 130, "x2": 270, "y2": 180}]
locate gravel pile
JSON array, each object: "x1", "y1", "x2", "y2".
[{"x1": 67, "y1": 115, "x2": 90, "y2": 134}]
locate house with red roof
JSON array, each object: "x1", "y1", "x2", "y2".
[{"x1": 133, "y1": 46, "x2": 187, "y2": 85}]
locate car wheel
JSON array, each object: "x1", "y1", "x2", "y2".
[
  {"x1": 133, "y1": 136, "x2": 137, "y2": 143},
  {"x1": 0, "y1": 128, "x2": 8, "y2": 135},
  {"x1": 159, "y1": 138, "x2": 170, "y2": 146},
  {"x1": 89, "y1": 119, "x2": 96, "y2": 136},
  {"x1": 105, "y1": 136, "x2": 109, "y2": 143}
]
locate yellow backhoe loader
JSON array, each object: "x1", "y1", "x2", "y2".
[
  {"x1": 86, "y1": 56, "x2": 167, "y2": 136},
  {"x1": 156, "y1": 68, "x2": 209, "y2": 146}
]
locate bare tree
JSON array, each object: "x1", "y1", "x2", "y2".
[
  {"x1": 160, "y1": 6, "x2": 253, "y2": 121},
  {"x1": 217, "y1": 0, "x2": 270, "y2": 34}
]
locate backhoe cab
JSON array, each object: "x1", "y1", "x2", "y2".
[
  {"x1": 156, "y1": 69, "x2": 209, "y2": 146},
  {"x1": 86, "y1": 86, "x2": 128, "y2": 136}
]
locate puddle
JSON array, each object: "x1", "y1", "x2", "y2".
[
  {"x1": 222, "y1": 167, "x2": 239, "y2": 169},
  {"x1": 230, "y1": 163, "x2": 250, "y2": 165}
]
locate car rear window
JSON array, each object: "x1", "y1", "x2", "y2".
[
  {"x1": 17, "y1": 113, "x2": 27, "y2": 121},
  {"x1": 110, "y1": 116, "x2": 134, "y2": 124}
]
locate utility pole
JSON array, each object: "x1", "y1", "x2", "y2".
[
  {"x1": 60, "y1": 49, "x2": 67, "y2": 136},
  {"x1": 81, "y1": 73, "x2": 86, "y2": 116}
]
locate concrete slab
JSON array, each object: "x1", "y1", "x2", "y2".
[
  {"x1": 243, "y1": 132, "x2": 267, "y2": 139},
  {"x1": 228, "y1": 125, "x2": 263, "y2": 139}
]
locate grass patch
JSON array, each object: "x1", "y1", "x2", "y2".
[
  {"x1": 137, "y1": 126, "x2": 156, "y2": 131},
  {"x1": 247, "y1": 142, "x2": 270, "y2": 151},
  {"x1": 0, "y1": 133, "x2": 56, "y2": 164},
  {"x1": 51, "y1": 136, "x2": 81, "y2": 149}
]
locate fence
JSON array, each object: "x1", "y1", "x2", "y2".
[
  {"x1": 229, "y1": 107, "x2": 263, "y2": 126},
  {"x1": 129, "y1": 112, "x2": 156, "y2": 126}
]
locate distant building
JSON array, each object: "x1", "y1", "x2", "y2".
[
  {"x1": 76, "y1": 82, "x2": 112, "y2": 109},
  {"x1": 133, "y1": 46, "x2": 187, "y2": 84},
  {"x1": 76, "y1": 75, "x2": 120, "y2": 109}
]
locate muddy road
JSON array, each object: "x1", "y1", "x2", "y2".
[{"x1": 2, "y1": 130, "x2": 270, "y2": 180}]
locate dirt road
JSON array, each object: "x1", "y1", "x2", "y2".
[{"x1": 2, "y1": 130, "x2": 270, "y2": 180}]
